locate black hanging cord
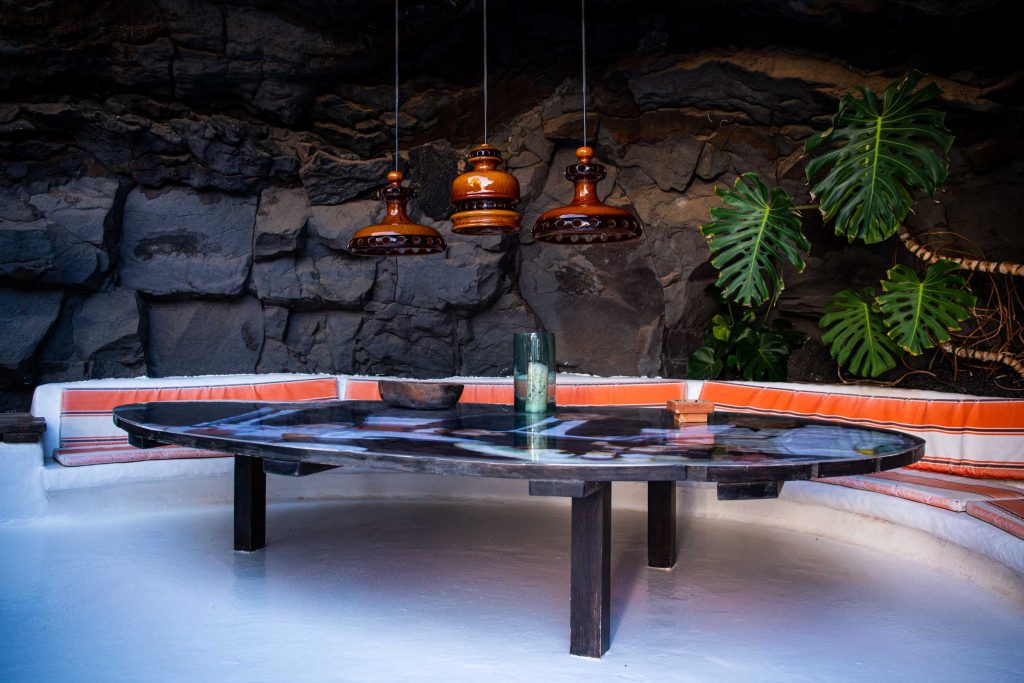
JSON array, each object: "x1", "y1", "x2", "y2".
[
  {"x1": 394, "y1": 0, "x2": 400, "y2": 171},
  {"x1": 483, "y1": 0, "x2": 488, "y2": 145},
  {"x1": 581, "y1": 0, "x2": 587, "y2": 147}
]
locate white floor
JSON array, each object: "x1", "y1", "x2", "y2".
[{"x1": 2, "y1": 498, "x2": 1024, "y2": 683}]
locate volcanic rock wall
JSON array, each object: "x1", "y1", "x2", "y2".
[{"x1": 1, "y1": 0, "x2": 1020, "y2": 408}]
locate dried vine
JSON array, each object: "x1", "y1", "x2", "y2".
[
  {"x1": 900, "y1": 228, "x2": 1024, "y2": 380},
  {"x1": 899, "y1": 229, "x2": 1024, "y2": 277}
]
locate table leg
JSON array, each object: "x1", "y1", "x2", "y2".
[
  {"x1": 570, "y1": 482, "x2": 611, "y2": 658},
  {"x1": 647, "y1": 481, "x2": 677, "y2": 568},
  {"x1": 234, "y1": 455, "x2": 266, "y2": 552}
]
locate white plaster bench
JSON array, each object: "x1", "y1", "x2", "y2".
[{"x1": 2, "y1": 373, "x2": 1021, "y2": 591}]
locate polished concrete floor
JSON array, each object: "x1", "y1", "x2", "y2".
[{"x1": 2, "y1": 499, "x2": 1023, "y2": 683}]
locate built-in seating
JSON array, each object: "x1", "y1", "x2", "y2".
[{"x1": 3, "y1": 373, "x2": 1021, "y2": 580}]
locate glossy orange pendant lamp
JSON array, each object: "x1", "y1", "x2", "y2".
[
  {"x1": 532, "y1": 0, "x2": 642, "y2": 244},
  {"x1": 449, "y1": 0, "x2": 521, "y2": 235},
  {"x1": 349, "y1": 0, "x2": 446, "y2": 256}
]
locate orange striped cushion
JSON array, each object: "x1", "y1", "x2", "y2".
[
  {"x1": 965, "y1": 499, "x2": 1024, "y2": 540},
  {"x1": 700, "y1": 381, "x2": 1024, "y2": 480},
  {"x1": 815, "y1": 470, "x2": 1024, "y2": 512},
  {"x1": 342, "y1": 379, "x2": 687, "y2": 406},
  {"x1": 54, "y1": 377, "x2": 339, "y2": 467}
]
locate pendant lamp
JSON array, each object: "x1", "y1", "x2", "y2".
[
  {"x1": 449, "y1": 0, "x2": 521, "y2": 235},
  {"x1": 349, "y1": 0, "x2": 446, "y2": 257},
  {"x1": 532, "y1": 0, "x2": 642, "y2": 244}
]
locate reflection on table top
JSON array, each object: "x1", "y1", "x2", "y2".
[{"x1": 114, "y1": 401, "x2": 925, "y2": 482}]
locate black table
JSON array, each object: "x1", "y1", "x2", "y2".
[{"x1": 114, "y1": 400, "x2": 924, "y2": 657}]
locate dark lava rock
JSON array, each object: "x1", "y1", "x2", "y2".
[
  {"x1": 299, "y1": 148, "x2": 389, "y2": 205},
  {"x1": 619, "y1": 137, "x2": 703, "y2": 192},
  {"x1": 39, "y1": 289, "x2": 145, "y2": 382},
  {"x1": 257, "y1": 309, "x2": 362, "y2": 374},
  {"x1": 0, "y1": 288, "x2": 62, "y2": 384},
  {"x1": 459, "y1": 289, "x2": 542, "y2": 376},
  {"x1": 356, "y1": 303, "x2": 458, "y2": 378},
  {"x1": 120, "y1": 186, "x2": 256, "y2": 296},
  {"x1": 254, "y1": 186, "x2": 310, "y2": 259},
  {"x1": 0, "y1": 191, "x2": 53, "y2": 282},
  {"x1": 394, "y1": 240, "x2": 507, "y2": 313},
  {"x1": 627, "y1": 57, "x2": 836, "y2": 126},
  {"x1": 408, "y1": 140, "x2": 461, "y2": 221},
  {"x1": 518, "y1": 241, "x2": 665, "y2": 376},
  {"x1": 251, "y1": 242, "x2": 377, "y2": 308},
  {"x1": 147, "y1": 297, "x2": 264, "y2": 377},
  {"x1": 28, "y1": 176, "x2": 127, "y2": 287},
  {"x1": 306, "y1": 200, "x2": 382, "y2": 253},
  {"x1": 787, "y1": 340, "x2": 839, "y2": 384}
]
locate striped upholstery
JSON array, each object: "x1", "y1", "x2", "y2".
[
  {"x1": 815, "y1": 470, "x2": 1024, "y2": 513},
  {"x1": 699, "y1": 381, "x2": 1024, "y2": 480},
  {"x1": 965, "y1": 500, "x2": 1024, "y2": 540},
  {"x1": 342, "y1": 377, "x2": 687, "y2": 406},
  {"x1": 54, "y1": 377, "x2": 339, "y2": 467}
]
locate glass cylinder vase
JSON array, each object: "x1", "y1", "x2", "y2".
[{"x1": 513, "y1": 332, "x2": 556, "y2": 414}]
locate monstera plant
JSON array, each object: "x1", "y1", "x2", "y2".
[{"x1": 692, "y1": 70, "x2": 977, "y2": 379}]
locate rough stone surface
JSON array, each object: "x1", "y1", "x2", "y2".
[
  {"x1": 147, "y1": 298, "x2": 264, "y2": 377},
  {"x1": 299, "y1": 149, "x2": 390, "y2": 205},
  {"x1": 394, "y1": 241, "x2": 508, "y2": 313},
  {"x1": 0, "y1": 288, "x2": 62, "y2": 383},
  {"x1": 356, "y1": 303, "x2": 458, "y2": 378},
  {"x1": 0, "y1": 3, "x2": 1018, "y2": 390},
  {"x1": 254, "y1": 186, "x2": 310, "y2": 259},
  {"x1": 121, "y1": 187, "x2": 256, "y2": 296},
  {"x1": 39, "y1": 289, "x2": 144, "y2": 381},
  {"x1": 459, "y1": 289, "x2": 542, "y2": 376},
  {"x1": 28, "y1": 176, "x2": 127, "y2": 287},
  {"x1": 518, "y1": 241, "x2": 665, "y2": 377},
  {"x1": 258, "y1": 309, "x2": 362, "y2": 374},
  {"x1": 251, "y1": 243, "x2": 376, "y2": 308}
]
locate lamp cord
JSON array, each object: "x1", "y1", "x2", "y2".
[
  {"x1": 581, "y1": 0, "x2": 587, "y2": 147},
  {"x1": 394, "y1": 0, "x2": 400, "y2": 172},
  {"x1": 482, "y1": 0, "x2": 488, "y2": 145}
]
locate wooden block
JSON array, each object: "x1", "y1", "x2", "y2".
[
  {"x1": 0, "y1": 413, "x2": 45, "y2": 444},
  {"x1": 666, "y1": 400, "x2": 714, "y2": 426}
]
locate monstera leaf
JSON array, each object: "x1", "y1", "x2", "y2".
[
  {"x1": 701, "y1": 173, "x2": 809, "y2": 307},
  {"x1": 820, "y1": 288, "x2": 900, "y2": 377},
  {"x1": 877, "y1": 261, "x2": 976, "y2": 355},
  {"x1": 687, "y1": 346, "x2": 723, "y2": 379},
  {"x1": 804, "y1": 70, "x2": 953, "y2": 244},
  {"x1": 732, "y1": 330, "x2": 791, "y2": 381}
]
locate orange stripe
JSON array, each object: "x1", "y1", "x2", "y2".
[
  {"x1": 62, "y1": 379, "x2": 338, "y2": 413},
  {"x1": 699, "y1": 382, "x2": 1024, "y2": 430},
  {"x1": 965, "y1": 501, "x2": 1024, "y2": 540},
  {"x1": 344, "y1": 380, "x2": 685, "y2": 405},
  {"x1": 872, "y1": 471, "x2": 1022, "y2": 498},
  {"x1": 909, "y1": 461, "x2": 1024, "y2": 481}
]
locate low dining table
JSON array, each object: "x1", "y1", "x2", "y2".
[{"x1": 114, "y1": 400, "x2": 924, "y2": 657}]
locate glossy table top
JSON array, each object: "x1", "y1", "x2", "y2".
[{"x1": 113, "y1": 401, "x2": 924, "y2": 482}]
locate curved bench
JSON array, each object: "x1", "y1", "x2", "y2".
[{"x1": 2, "y1": 374, "x2": 1021, "y2": 590}]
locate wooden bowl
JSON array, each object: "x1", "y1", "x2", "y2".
[{"x1": 378, "y1": 380, "x2": 465, "y2": 410}]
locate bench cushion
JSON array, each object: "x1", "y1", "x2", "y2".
[
  {"x1": 342, "y1": 376, "x2": 687, "y2": 406},
  {"x1": 816, "y1": 470, "x2": 1024, "y2": 512},
  {"x1": 699, "y1": 381, "x2": 1024, "y2": 480},
  {"x1": 49, "y1": 376, "x2": 339, "y2": 467},
  {"x1": 965, "y1": 500, "x2": 1024, "y2": 540}
]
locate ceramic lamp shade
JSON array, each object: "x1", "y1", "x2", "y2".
[
  {"x1": 349, "y1": 170, "x2": 446, "y2": 256},
  {"x1": 532, "y1": 146, "x2": 642, "y2": 244},
  {"x1": 449, "y1": 144, "x2": 521, "y2": 235}
]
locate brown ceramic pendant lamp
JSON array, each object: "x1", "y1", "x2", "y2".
[
  {"x1": 449, "y1": 0, "x2": 521, "y2": 235},
  {"x1": 532, "y1": 0, "x2": 643, "y2": 244},
  {"x1": 349, "y1": 0, "x2": 446, "y2": 256}
]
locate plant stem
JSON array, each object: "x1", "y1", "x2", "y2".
[{"x1": 794, "y1": 204, "x2": 819, "y2": 211}]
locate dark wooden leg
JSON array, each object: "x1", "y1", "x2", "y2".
[
  {"x1": 234, "y1": 455, "x2": 266, "y2": 552},
  {"x1": 647, "y1": 481, "x2": 677, "y2": 568},
  {"x1": 570, "y1": 482, "x2": 611, "y2": 658}
]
